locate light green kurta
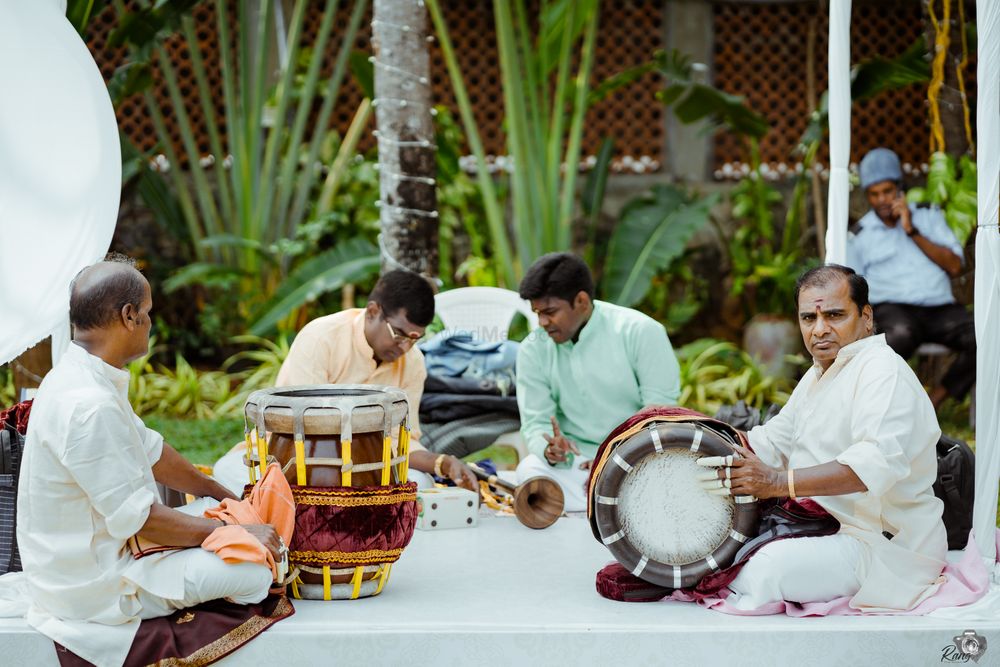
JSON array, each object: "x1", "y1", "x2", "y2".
[{"x1": 516, "y1": 300, "x2": 680, "y2": 464}]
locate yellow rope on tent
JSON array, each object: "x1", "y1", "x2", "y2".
[
  {"x1": 955, "y1": 0, "x2": 974, "y2": 155},
  {"x1": 927, "y1": 0, "x2": 951, "y2": 155}
]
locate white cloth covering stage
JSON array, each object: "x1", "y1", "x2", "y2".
[{"x1": 2, "y1": 515, "x2": 999, "y2": 667}]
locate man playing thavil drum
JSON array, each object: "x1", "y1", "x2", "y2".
[
  {"x1": 12, "y1": 259, "x2": 280, "y2": 666},
  {"x1": 698, "y1": 265, "x2": 947, "y2": 611},
  {"x1": 216, "y1": 269, "x2": 476, "y2": 492},
  {"x1": 515, "y1": 253, "x2": 681, "y2": 512}
]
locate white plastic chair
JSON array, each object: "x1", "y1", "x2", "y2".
[
  {"x1": 433, "y1": 287, "x2": 538, "y2": 463},
  {"x1": 434, "y1": 286, "x2": 538, "y2": 341}
]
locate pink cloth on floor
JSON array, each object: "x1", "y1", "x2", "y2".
[{"x1": 665, "y1": 530, "x2": 995, "y2": 616}]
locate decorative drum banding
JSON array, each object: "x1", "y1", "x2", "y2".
[
  {"x1": 591, "y1": 421, "x2": 759, "y2": 589},
  {"x1": 243, "y1": 385, "x2": 416, "y2": 600}
]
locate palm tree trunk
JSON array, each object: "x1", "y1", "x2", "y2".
[{"x1": 373, "y1": 0, "x2": 438, "y2": 277}]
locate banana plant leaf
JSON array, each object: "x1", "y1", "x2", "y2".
[
  {"x1": 603, "y1": 184, "x2": 718, "y2": 307},
  {"x1": 66, "y1": 0, "x2": 110, "y2": 35},
  {"x1": 163, "y1": 263, "x2": 247, "y2": 293},
  {"x1": 248, "y1": 237, "x2": 379, "y2": 336}
]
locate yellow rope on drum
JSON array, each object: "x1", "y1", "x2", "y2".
[
  {"x1": 322, "y1": 566, "x2": 332, "y2": 601},
  {"x1": 294, "y1": 439, "x2": 307, "y2": 486},
  {"x1": 375, "y1": 564, "x2": 391, "y2": 595},
  {"x1": 381, "y1": 434, "x2": 392, "y2": 485},
  {"x1": 341, "y1": 440, "x2": 352, "y2": 487},
  {"x1": 246, "y1": 430, "x2": 257, "y2": 485},
  {"x1": 399, "y1": 426, "x2": 410, "y2": 483},
  {"x1": 256, "y1": 430, "x2": 268, "y2": 480},
  {"x1": 290, "y1": 576, "x2": 301, "y2": 599},
  {"x1": 350, "y1": 566, "x2": 364, "y2": 599}
]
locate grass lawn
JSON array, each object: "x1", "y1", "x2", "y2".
[{"x1": 144, "y1": 415, "x2": 244, "y2": 466}]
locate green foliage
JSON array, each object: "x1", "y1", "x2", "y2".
[
  {"x1": 249, "y1": 239, "x2": 380, "y2": 336},
  {"x1": 582, "y1": 136, "x2": 615, "y2": 267},
  {"x1": 727, "y1": 142, "x2": 815, "y2": 317},
  {"x1": 602, "y1": 184, "x2": 717, "y2": 307},
  {"x1": 142, "y1": 415, "x2": 244, "y2": 466},
  {"x1": 114, "y1": 0, "x2": 374, "y2": 340},
  {"x1": 907, "y1": 152, "x2": 978, "y2": 246},
  {"x1": 799, "y1": 35, "x2": 931, "y2": 156},
  {"x1": 0, "y1": 366, "x2": 15, "y2": 406},
  {"x1": 677, "y1": 339, "x2": 798, "y2": 415},
  {"x1": 434, "y1": 107, "x2": 496, "y2": 288},
  {"x1": 591, "y1": 50, "x2": 768, "y2": 140},
  {"x1": 633, "y1": 260, "x2": 708, "y2": 336},
  {"x1": 427, "y1": 0, "x2": 601, "y2": 286},
  {"x1": 127, "y1": 335, "x2": 289, "y2": 420},
  {"x1": 67, "y1": 0, "x2": 111, "y2": 35},
  {"x1": 654, "y1": 50, "x2": 769, "y2": 139}
]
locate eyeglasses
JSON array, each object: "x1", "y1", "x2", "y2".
[{"x1": 385, "y1": 320, "x2": 424, "y2": 347}]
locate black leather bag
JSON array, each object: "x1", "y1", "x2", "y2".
[
  {"x1": 0, "y1": 411, "x2": 26, "y2": 575},
  {"x1": 934, "y1": 435, "x2": 975, "y2": 551}
]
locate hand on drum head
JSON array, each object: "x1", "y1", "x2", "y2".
[
  {"x1": 696, "y1": 444, "x2": 784, "y2": 500},
  {"x1": 542, "y1": 416, "x2": 581, "y2": 465},
  {"x1": 242, "y1": 523, "x2": 283, "y2": 563}
]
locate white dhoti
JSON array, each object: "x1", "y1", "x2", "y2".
[
  {"x1": 132, "y1": 497, "x2": 272, "y2": 619},
  {"x1": 514, "y1": 454, "x2": 591, "y2": 513},
  {"x1": 136, "y1": 548, "x2": 272, "y2": 619},
  {"x1": 212, "y1": 444, "x2": 433, "y2": 498},
  {"x1": 726, "y1": 533, "x2": 863, "y2": 610}
]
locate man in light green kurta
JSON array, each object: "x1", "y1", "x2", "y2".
[{"x1": 514, "y1": 253, "x2": 680, "y2": 511}]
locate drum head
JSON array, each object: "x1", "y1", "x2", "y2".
[
  {"x1": 245, "y1": 384, "x2": 408, "y2": 435},
  {"x1": 591, "y1": 421, "x2": 758, "y2": 589}
]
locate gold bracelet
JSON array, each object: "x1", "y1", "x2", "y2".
[
  {"x1": 434, "y1": 454, "x2": 447, "y2": 478},
  {"x1": 787, "y1": 468, "x2": 796, "y2": 499}
]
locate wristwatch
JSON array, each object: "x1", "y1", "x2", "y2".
[{"x1": 906, "y1": 226, "x2": 920, "y2": 237}]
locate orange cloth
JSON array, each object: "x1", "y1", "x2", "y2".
[{"x1": 202, "y1": 463, "x2": 295, "y2": 579}]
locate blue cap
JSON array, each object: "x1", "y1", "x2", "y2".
[{"x1": 859, "y1": 148, "x2": 902, "y2": 190}]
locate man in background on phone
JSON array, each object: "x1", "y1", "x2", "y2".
[{"x1": 846, "y1": 147, "x2": 975, "y2": 410}]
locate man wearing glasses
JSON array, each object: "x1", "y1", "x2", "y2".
[{"x1": 216, "y1": 270, "x2": 476, "y2": 492}]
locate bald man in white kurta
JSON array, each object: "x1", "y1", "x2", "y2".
[{"x1": 728, "y1": 334, "x2": 947, "y2": 611}]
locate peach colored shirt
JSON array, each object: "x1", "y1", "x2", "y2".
[{"x1": 276, "y1": 309, "x2": 426, "y2": 446}]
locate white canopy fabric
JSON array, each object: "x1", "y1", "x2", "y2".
[
  {"x1": 824, "y1": 0, "x2": 852, "y2": 265},
  {"x1": 973, "y1": 0, "x2": 1000, "y2": 564},
  {"x1": 0, "y1": 0, "x2": 120, "y2": 366}
]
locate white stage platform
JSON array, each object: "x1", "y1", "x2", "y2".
[{"x1": 2, "y1": 515, "x2": 999, "y2": 666}]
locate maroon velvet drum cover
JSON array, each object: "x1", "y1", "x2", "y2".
[{"x1": 243, "y1": 385, "x2": 417, "y2": 600}]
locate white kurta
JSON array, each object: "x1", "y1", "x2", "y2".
[
  {"x1": 13, "y1": 343, "x2": 191, "y2": 666},
  {"x1": 747, "y1": 334, "x2": 948, "y2": 611}
]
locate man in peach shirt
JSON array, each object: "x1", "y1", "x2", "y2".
[{"x1": 215, "y1": 271, "x2": 476, "y2": 491}]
